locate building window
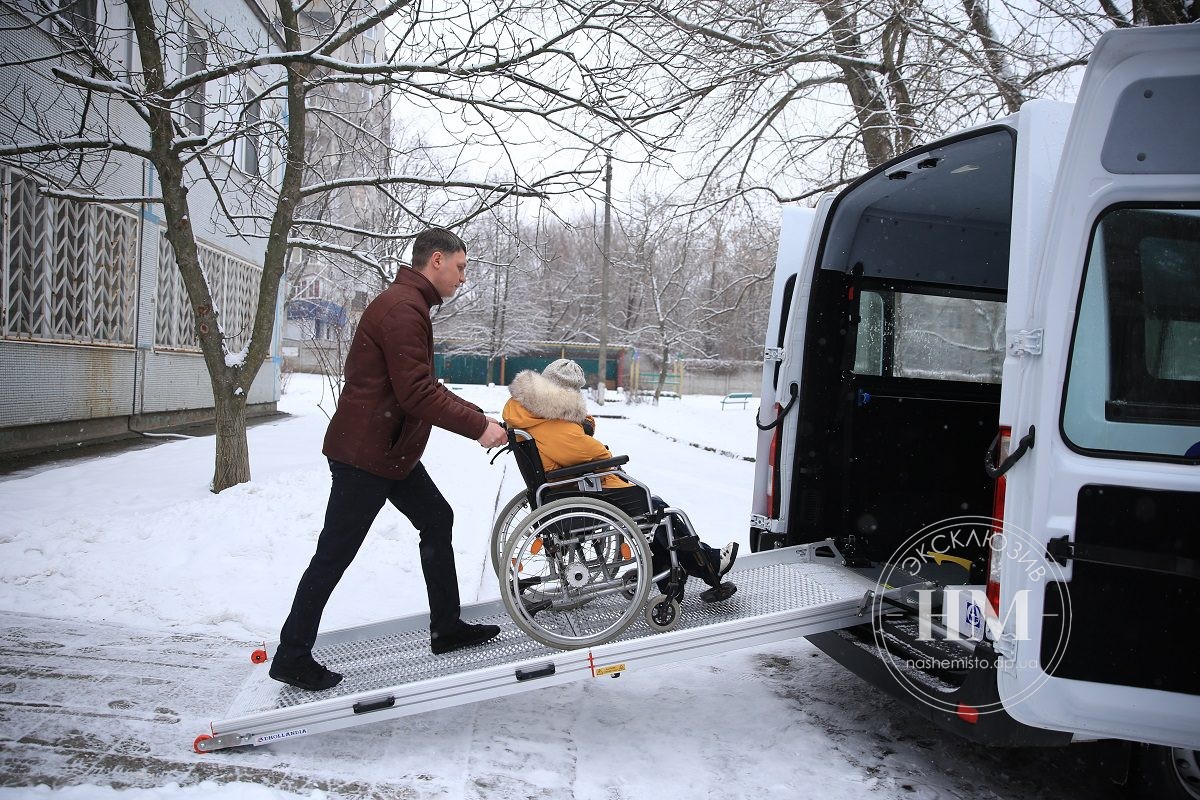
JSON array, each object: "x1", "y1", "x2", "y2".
[
  {"x1": 243, "y1": 90, "x2": 261, "y2": 176},
  {"x1": 62, "y1": 0, "x2": 98, "y2": 43},
  {"x1": 184, "y1": 23, "x2": 207, "y2": 135}
]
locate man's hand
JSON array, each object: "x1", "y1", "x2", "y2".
[{"x1": 478, "y1": 420, "x2": 507, "y2": 448}]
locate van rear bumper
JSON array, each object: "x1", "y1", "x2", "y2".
[{"x1": 807, "y1": 625, "x2": 1073, "y2": 747}]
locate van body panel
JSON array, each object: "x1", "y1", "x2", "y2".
[
  {"x1": 757, "y1": 23, "x2": 1198, "y2": 756},
  {"x1": 994, "y1": 25, "x2": 1200, "y2": 749},
  {"x1": 752, "y1": 198, "x2": 832, "y2": 544},
  {"x1": 752, "y1": 206, "x2": 816, "y2": 520},
  {"x1": 1000, "y1": 100, "x2": 1075, "y2": 416}
]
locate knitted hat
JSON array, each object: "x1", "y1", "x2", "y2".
[{"x1": 542, "y1": 358, "x2": 586, "y2": 389}]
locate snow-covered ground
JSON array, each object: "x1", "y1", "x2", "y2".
[{"x1": 0, "y1": 375, "x2": 1122, "y2": 799}]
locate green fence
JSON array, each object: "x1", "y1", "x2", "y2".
[{"x1": 435, "y1": 351, "x2": 622, "y2": 386}]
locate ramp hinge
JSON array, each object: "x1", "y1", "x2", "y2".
[
  {"x1": 750, "y1": 514, "x2": 784, "y2": 533},
  {"x1": 764, "y1": 347, "x2": 785, "y2": 363},
  {"x1": 1007, "y1": 329, "x2": 1043, "y2": 357}
]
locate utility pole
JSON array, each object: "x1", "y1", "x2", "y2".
[{"x1": 597, "y1": 152, "x2": 612, "y2": 405}]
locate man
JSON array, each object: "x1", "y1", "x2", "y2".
[{"x1": 271, "y1": 228, "x2": 508, "y2": 692}]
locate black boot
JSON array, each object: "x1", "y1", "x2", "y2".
[
  {"x1": 431, "y1": 620, "x2": 501, "y2": 654},
  {"x1": 269, "y1": 654, "x2": 343, "y2": 691}
]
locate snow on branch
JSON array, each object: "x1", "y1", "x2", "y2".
[
  {"x1": 49, "y1": 68, "x2": 144, "y2": 104},
  {"x1": 298, "y1": 174, "x2": 549, "y2": 198},
  {"x1": 0, "y1": 137, "x2": 150, "y2": 158},
  {"x1": 287, "y1": 237, "x2": 383, "y2": 270},
  {"x1": 38, "y1": 186, "x2": 163, "y2": 204}
]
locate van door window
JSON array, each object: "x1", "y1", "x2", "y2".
[
  {"x1": 853, "y1": 290, "x2": 1005, "y2": 383},
  {"x1": 1062, "y1": 205, "x2": 1200, "y2": 460},
  {"x1": 853, "y1": 290, "x2": 885, "y2": 375}
]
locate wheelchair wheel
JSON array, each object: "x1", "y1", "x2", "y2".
[
  {"x1": 645, "y1": 594, "x2": 682, "y2": 633},
  {"x1": 490, "y1": 491, "x2": 531, "y2": 576},
  {"x1": 500, "y1": 496, "x2": 652, "y2": 650}
]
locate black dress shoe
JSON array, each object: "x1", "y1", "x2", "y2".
[
  {"x1": 269, "y1": 656, "x2": 343, "y2": 691},
  {"x1": 699, "y1": 582, "x2": 737, "y2": 603},
  {"x1": 431, "y1": 620, "x2": 501, "y2": 654}
]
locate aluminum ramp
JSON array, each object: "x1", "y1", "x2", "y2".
[{"x1": 196, "y1": 542, "x2": 881, "y2": 752}]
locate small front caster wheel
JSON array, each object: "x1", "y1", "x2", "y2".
[
  {"x1": 250, "y1": 648, "x2": 269, "y2": 664},
  {"x1": 645, "y1": 594, "x2": 682, "y2": 632},
  {"x1": 193, "y1": 733, "x2": 213, "y2": 754}
]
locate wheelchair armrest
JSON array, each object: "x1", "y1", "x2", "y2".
[{"x1": 545, "y1": 455, "x2": 629, "y2": 482}]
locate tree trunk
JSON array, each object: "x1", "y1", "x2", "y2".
[
  {"x1": 881, "y1": 15, "x2": 917, "y2": 153},
  {"x1": 1133, "y1": 0, "x2": 1195, "y2": 24},
  {"x1": 211, "y1": 382, "x2": 250, "y2": 493},
  {"x1": 654, "y1": 344, "x2": 670, "y2": 404},
  {"x1": 821, "y1": 0, "x2": 895, "y2": 168},
  {"x1": 962, "y1": 0, "x2": 1025, "y2": 114}
]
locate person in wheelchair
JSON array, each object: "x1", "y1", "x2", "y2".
[{"x1": 502, "y1": 359, "x2": 738, "y2": 603}]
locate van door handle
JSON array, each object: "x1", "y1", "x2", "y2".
[
  {"x1": 985, "y1": 425, "x2": 1035, "y2": 479},
  {"x1": 756, "y1": 383, "x2": 798, "y2": 431}
]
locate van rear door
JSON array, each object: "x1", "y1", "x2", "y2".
[
  {"x1": 751, "y1": 203, "x2": 825, "y2": 550},
  {"x1": 996, "y1": 24, "x2": 1200, "y2": 749}
]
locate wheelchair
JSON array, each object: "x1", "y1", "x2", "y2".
[{"x1": 491, "y1": 427, "x2": 707, "y2": 650}]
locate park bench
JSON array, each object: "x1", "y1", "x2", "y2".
[{"x1": 721, "y1": 392, "x2": 753, "y2": 409}]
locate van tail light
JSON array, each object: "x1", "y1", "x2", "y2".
[
  {"x1": 766, "y1": 403, "x2": 782, "y2": 517},
  {"x1": 985, "y1": 426, "x2": 1012, "y2": 616}
]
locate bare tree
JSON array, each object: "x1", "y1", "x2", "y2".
[
  {"x1": 625, "y1": 0, "x2": 1118, "y2": 202},
  {"x1": 1, "y1": 0, "x2": 675, "y2": 491},
  {"x1": 432, "y1": 208, "x2": 552, "y2": 381},
  {"x1": 607, "y1": 193, "x2": 705, "y2": 399}
]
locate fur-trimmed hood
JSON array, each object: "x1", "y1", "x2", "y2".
[
  {"x1": 502, "y1": 370, "x2": 630, "y2": 489},
  {"x1": 506, "y1": 369, "x2": 588, "y2": 424}
]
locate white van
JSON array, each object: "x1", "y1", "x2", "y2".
[{"x1": 752, "y1": 24, "x2": 1199, "y2": 796}]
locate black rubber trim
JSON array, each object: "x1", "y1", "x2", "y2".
[
  {"x1": 353, "y1": 696, "x2": 396, "y2": 714},
  {"x1": 515, "y1": 663, "x2": 556, "y2": 682}
]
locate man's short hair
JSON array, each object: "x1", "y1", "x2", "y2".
[{"x1": 411, "y1": 228, "x2": 467, "y2": 269}]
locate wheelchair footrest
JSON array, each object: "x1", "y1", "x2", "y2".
[
  {"x1": 521, "y1": 596, "x2": 553, "y2": 615},
  {"x1": 668, "y1": 534, "x2": 702, "y2": 552},
  {"x1": 699, "y1": 582, "x2": 737, "y2": 603}
]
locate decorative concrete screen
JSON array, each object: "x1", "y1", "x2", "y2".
[
  {"x1": 155, "y1": 231, "x2": 261, "y2": 353},
  {"x1": 2, "y1": 170, "x2": 138, "y2": 345}
]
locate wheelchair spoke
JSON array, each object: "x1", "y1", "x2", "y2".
[{"x1": 499, "y1": 497, "x2": 653, "y2": 649}]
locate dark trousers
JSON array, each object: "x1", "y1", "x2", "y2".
[
  {"x1": 601, "y1": 487, "x2": 721, "y2": 596},
  {"x1": 276, "y1": 459, "x2": 459, "y2": 664},
  {"x1": 649, "y1": 497, "x2": 721, "y2": 596}
]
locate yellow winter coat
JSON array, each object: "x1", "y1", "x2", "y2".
[{"x1": 502, "y1": 370, "x2": 632, "y2": 489}]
